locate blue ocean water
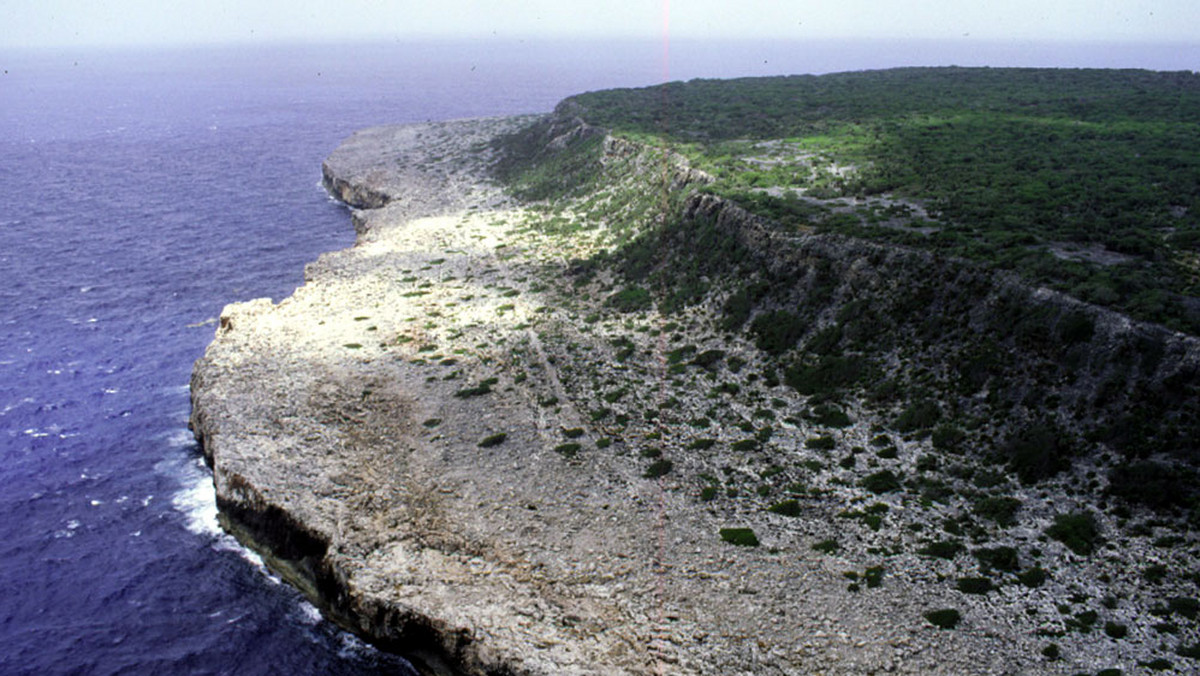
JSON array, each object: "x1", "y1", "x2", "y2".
[{"x1": 1, "y1": 38, "x2": 1196, "y2": 675}]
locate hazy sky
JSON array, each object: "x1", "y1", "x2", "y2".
[{"x1": 4, "y1": 1, "x2": 1198, "y2": 49}]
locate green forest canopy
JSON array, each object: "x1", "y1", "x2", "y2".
[{"x1": 563, "y1": 68, "x2": 1200, "y2": 334}]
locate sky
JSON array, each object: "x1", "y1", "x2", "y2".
[{"x1": 3, "y1": 0, "x2": 1198, "y2": 49}]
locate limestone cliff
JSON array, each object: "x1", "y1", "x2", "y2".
[{"x1": 191, "y1": 113, "x2": 1200, "y2": 675}]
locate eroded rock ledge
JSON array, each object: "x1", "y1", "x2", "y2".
[{"x1": 190, "y1": 115, "x2": 1197, "y2": 675}]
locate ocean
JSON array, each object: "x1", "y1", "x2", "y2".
[{"x1": 0, "y1": 38, "x2": 1195, "y2": 675}]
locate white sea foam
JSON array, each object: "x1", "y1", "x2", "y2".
[
  {"x1": 296, "y1": 600, "x2": 323, "y2": 625},
  {"x1": 169, "y1": 455, "x2": 221, "y2": 538},
  {"x1": 161, "y1": 427, "x2": 197, "y2": 450},
  {"x1": 163, "y1": 449, "x2": 280, "y2": 579}
]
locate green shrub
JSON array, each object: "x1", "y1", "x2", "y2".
[
  {"x1": 768, "y1": 499, "x2": 802, "y2": 517},
  {"x1": 1041, "y1": 644, "x2": 1060, "y2": 660},
  {"x1": 422, "y1": 418, "x2": 442, "y2": 428},
  {"x1": 861, "y1": 470, "x2": 902, "y2": 494},
  {"x1": 931, "y1": 424, "x2": 967, "y2": 452},
  {"x1": 809, "y1": 403, "x2": 853, "y2": 428},
  {"x1": 455, "y1": 377, "x2": 499, "y2": 398},
  {"x1": 700, "y1": 486, "x2": 719, "y2": 501},
  {"x1": 973, "y1": 495, "x2": 1022, "y2": 526},
  {"x1": 689, "y1": 438, "x2": 716, "y2": 450},
  {"x1": 1168, "y1": 597, "x2": 1200, "y2": 619},
  {"x1": 607, "y1": 285, "x2": 652, "y2": 312},
  {"x1": 478, "y1": 432, "x2": 508, "y2": 447},
  {"x1": 784, "y1": 355, "x2": 868, "y2": 395},
  {"x1": 1004, "y1": 422, "x2": 1074, "y2": 483},
  {"x1": 1018, "y1": 567, "x2": 1050, "y2": 588},
  {"x1": 644, "y1": 458, "x2": 674, "y2": 478},
  {"x1": 1058, "y1": 312, "x2": 1095, "y2": 344},
  {"x1": 750, "y1": 310, "x2": 806, "y2": 355},
  {"x1": 553, "y1": 442, "x2": 582, "y2": 457},
  {"x1": 1046, "y1": 511, "x2": 1100, "y2": 555},
  {"x1": 720, "y1": 528, "x2": 760, "y2": 547},
  {"x1": 691, "y1": 349, "x2": 725, "y2": 369},
  {"x1": 805, "y1": 436, "x2": 837, "y2": 450},
  {"x1": 956, "y1": 577, "x2": 994, "y2": 594},
  {"x1": 1104, "y1": 622, "x2": 1128, "y2": 639},
  {"x1": 973, "y1": 546, "x2": 1020, "y2": 572},
  {"x1": 1144, "y1": 563, "x2": 1168, "y2": 584},
  {"x1": 923, "y1": 608, "x2": 961, "y2": 629},
  {"x1": 915, "y1": 454, "x2": 939, "y2": 472},
  {"x1": 731, "y1": 438, "x2": 760, "y2": 452},
  {"x1": 1107, "y1": 461, "x2": 1198, "y2": 511},
  {"x1": 562, "y1": 427, "x2": 585, "y2": 439},
  {"x1": 894, "y1": 399, "x2": 941, "y2": 432},
  {"x1": 918, "y1": 540, "x2": 963, "y2": 559},
  {"x1": 864, "y1": 565, "x2": 885, "y2": 588},
  {"x1": 1178, "y1": 643, "x2": 1200, "y2": 658},
  {"x1": 875, "y1": 446, "x2": 898, "y2": 459},
  {"x1": 812, "y1": 538, "x2": 840, "y2": 554}
]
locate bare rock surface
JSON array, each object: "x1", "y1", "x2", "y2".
[{"x1": 189, "y1": 117, "x2": 1126, "y2": 675}]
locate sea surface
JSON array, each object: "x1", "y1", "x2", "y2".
[{"x1": 0, "y1": 38, "x2": 1195, "y2": 675}]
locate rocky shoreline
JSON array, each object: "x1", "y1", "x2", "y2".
[{"x1": 190, "y1": 115, "x2": 1196, "y2": 674}]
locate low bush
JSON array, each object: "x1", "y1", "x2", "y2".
[
  {"x1": 1018, "y1": 566, "x2": 1050, "y2": 588},
  {"x1": 809, "y1": 403, "x2": 853, "y2": 428},
  {"x1": 1046, "y1": 511, "x2": 1101, "y2": 555},
  {"x1": 1004, "y1": 422, "x2": 1074, "y2": 483},
  {"x1": 973, "y1": 546, "x2": 1020, "y2": 572},
  {"x1": 861, "y1": 470, "x2": 902, "y2": 494},
  {"x1": 553, "y1": 442, "x2": 582, "y2": 457},
  {"x1": 918, "y1": 540, "x2": 963, "y2": 559},
  {"x1": 455, "y1": 377, "x2": 499, "y2": 398},
  {"x1": 894, "y1": 399, "x2": 941, "y2": 432},
  {"x1": 478, "y1": 432, "x2": 508, "y2": 448},
  {"x1": 923, "y1": 608, "x2": 961, "y2": 629},
  {"x1": 750, "y1": 310, "x2": 806, "y2": 355},
  {"x1": 607, "y1": 286, "x2": 652, "y2": 312},
  {"x1": 1107, "y1": 461, "x2": 1198, "y2": 511},
  {"x1": 720, "y1": 527, "x2": 760, "y2": 547},
  {"x1": 812, "y1": 538, "x2": 840, "y2": 554},
  {"x1": 956, "y1": 577, "x2": 994, "y2": 594},
  {"x1": 973, "y1": 495, "x2": 1022, "y2": 526},
  {"x1": 768, "y1": 499, "x2": 802, "y2": 517},
  {"x1": 644, "y1": 458, "x2": 674, "y2": 478},
  {"x1": 864, "y1": 565, "x2": 885, "y2": 588}
]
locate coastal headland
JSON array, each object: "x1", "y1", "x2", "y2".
[{"x1": 192, "y1": 71, "x2": 1200, "y2": 675}]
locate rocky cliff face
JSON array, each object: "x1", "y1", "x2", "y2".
[
  {"x1": 677, "y1": 191, "x2": 1200, "y2": 463},
  {"x1": 191, "y1": 113, "x2": 1200, "y2": 675}
]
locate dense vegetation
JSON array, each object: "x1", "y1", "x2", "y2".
[{"x1": 563, "y1": 68, "x2": 1200, "y2": 334}]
